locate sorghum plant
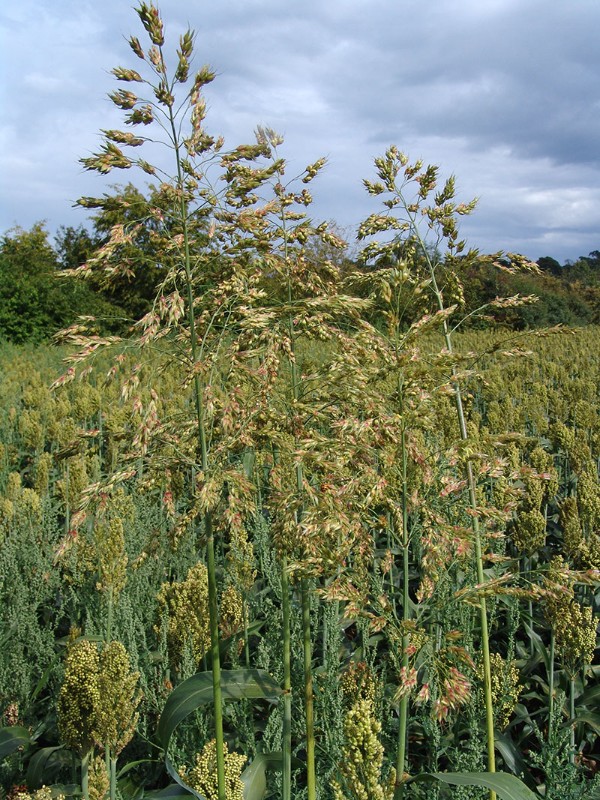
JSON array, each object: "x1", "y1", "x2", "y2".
[
  {"x1": 232, "y1": 128, "x2": 374, "y2": 800},
  {"x1": 57, "y1": 4, "x2": 283, "y2": 795},
  {"x1": 56, "y1": 5, "x2": 365, "y2": 798},
  {"x1": 57, "y1": 636, "x2": 141, "y2": 800},
  {"x1": 356, "y1": 147, "x2": 542, "y2": 798}
]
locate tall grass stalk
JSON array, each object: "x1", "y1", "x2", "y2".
[
  {"x1": 301, "y1": 579, "x2": 316, "y2": 800},
  {"x1": 164, "y1": 44, "x2": 227, "y2": 800},
  {"x1": 109, "y1": 755, "x2": 117, "y2": 800},
  {"x1": 281, "y1": 556, "x2": 293, "y2": 800},
  {"x1": 258, "y1": 134, "x2": 338, "y2": 800},
  {"x1": 75, "y1": 5, "x2": 237, "y2": 794},
  {"x1": 106, "y1": 585, "x2": 114, "y2": 643},
  {"x1": 410, "y1": 212, "x2": 497, "y2": 799},
  {"x1": 394, "y1": 412, "x2": 410, "y2": 799},
  {"x1": 288, "y1": 245, "x2": 316, "y2": 800},
  {"x1": 548, "y1": 630, "x2": 555, "y2": 725},
  {"x1": 361, "y1": 150, "x2": 497, "y2": 799},
  {"x1": 569, "y1": 675, "x2": 576, "y2": 765},
  {"x1": 81, "y1": 749, "x2": 91, "y2": 800}
]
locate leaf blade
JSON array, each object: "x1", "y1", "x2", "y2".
[
  {"x1": 157, "y1": 669, "x2": 281, "y2": 749},
  {"x1": 241, "y1": 753, "x2": 284, "y2": 800},
  {"x1": 411, "y1": 771, "x2": 539, "y2": 800},
  {"x1": 0, "y1": 726, "x2": 31, "y2": 760}
]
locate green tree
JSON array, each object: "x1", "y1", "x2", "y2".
[
  {"x1": 77, "y1": 182, "x2": 210, "y2": 320},
  {"x1": 564, "y1": 252, "x2": 600, "y2": 287},
  {"x1": 0, "y1": 222, "x2": 122, "y2": 343},
  {"x1": 537, "y1": 256, "x2": 562, "y2": 277},
  {"x1": 54, "y1": 224, "x2": 100, "y2": 270}
]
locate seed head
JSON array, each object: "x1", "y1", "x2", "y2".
[
  {"x1": 476, "y1": 653, "x2": 521, "y2": 729},
  {"x1": 156, "y1": 562, "x2": 211, "y2": 669},
  {"x1": 88, "y1": 755, "x2": 110, "y2": 800},
  {"x1": 57, "y1": 638, "x2": 101, "y2": 754},
  {"x1": 136, "y1": 2, "x2": 164, "y2": 46},
  {"x1": 544, "y1": 556, "x2": 598, "y2": 669},
  {"x1": 332, "y1": 698, "x2": 396, "y2": 800},
  {"x1": 111, "y1": 67, "x2": 143, "y2": 82},
  {"x1": 12, "y1": 789, "x2": 65, "y2": 800},
  {"x1": 180, "y1": 739, "x2": 246, "y2": 800},
  {"x1": 513, "y1": 508, "x2": 546, "y2": 554},
  {"x1": 93, "y1": 641, "x2": 141, "y2": 755},
  {"x1": 128, "y1": 36, "x2": 145, "y2": 60},
  {"x1": 109, "y1": 89, "x2": 138, "y2": 110}
]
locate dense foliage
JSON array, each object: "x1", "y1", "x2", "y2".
[
  {"x1": 1, "y1": 327, "x2": 599, "y2": 800},
  {"x1": 0, "y1": 225, "x2": 123, "y2": 344},
  {"x1": 1, "y1": 218, "x2": 599, "y2": 345},
  {"x1": 1, "y1": 5, "x2": 599, "y2": 800}
]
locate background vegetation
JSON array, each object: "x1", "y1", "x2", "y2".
[
  {"x1": 1, "y1": 5, "x2": 598, "y2": 800},
  {"x1": 1, "y1": 214, "x2": 599, "y2": 345}
]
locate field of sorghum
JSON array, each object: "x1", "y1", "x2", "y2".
[
  {"x1": 2, "y1": 4, "x2": 600, "y2": 800},
  {"x1": 0, "y1": 325, "x2": 599, "y2": 800}
]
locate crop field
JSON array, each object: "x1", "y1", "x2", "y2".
[
  {"x1": 1, "y1": 4, "x2": 599, "y2": 800},
  {"x1": 1, "y1": 324, "x2": 599, "y2": 800}
]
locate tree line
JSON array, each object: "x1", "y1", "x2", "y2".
[{"x1": 1, "y1": 182, "x2": 599, "y2": 344}]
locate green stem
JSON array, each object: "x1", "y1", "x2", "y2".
[
  {"x1": 395, "y1": 418, "x2": 410, "y2": 799},
  {"x1": 281, "y1": 556, "x2": 292, "y2": 800},
  {"x1": 81, "y1": 749, "x2": 91, "y2": 800},
  {"x1": 206, "y1": 514, "x2": 226, "y2": 789},
  {"x1": 302, "y1": 578, "x2": 316, "y2": 800},
  {"x1": 110, "y1": 754, "x2": 117, "y2": 800},
  {"x1": 548, "y1": 631, "x2": 555, "y2": 727},
  {"x1": 65, "y1": 461, "x2": 70, "y2": 536},
  {"x1": 277, "y1": 154, "x2": 316, "y2": 800},
  {"x1": 463, "y1": 423, "x2": 496, "y2": 791},
  {"x1": 395, "y1": 557, "x2": 410, "y2": 797},
  {"x1": 525, "y1": 556, "x2": 534, "y2": 658},
  {"x1": 167, "y1": 98, "x2": 226, "y2": 800},
  {"x1": 244, "y1": 602, "x2": 251, "y2": 668},
  {"x1": 409, "y1": 217, "x2": 496, "y2": 800},
  {"x1": 106, "y1": 585, "x2": 113, "y2": 644},
  {"x1": 569, "y1": 675, "x2": 576, "y2": 765}
]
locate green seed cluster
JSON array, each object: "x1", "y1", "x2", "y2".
[
  {"x1": 6, "y1": 471, "x2": 22, "y2": 500},
  {"x1": 477, "y1": 652, "x2": 521, "y2": 729},
  {"x1": 57, "y1": 638, "x2": 101, "y2": 754},
  {"x1": 577, "y1": 468, "x2": 600, "y2": 534},
  {"x1": 0, "y1": 496, "x2": 15, "y2": 537},
  {"x1": 13, "y1": 788, "x2": 65, "y2": 800},
  {"x1": 561, "y1": 497, "x2": 584, "y2": 560},
  {"x1": 559, "y1": 496, "x2": 600, "y2": 568},
  {"x1": 340, "y1": 661, "x2": 377, "y2": 708},
  {"x1": 93, "y1": 641, "x2": 141, "y2": 755},
  {"x1": 529, "y1": 446, "x2": 559, "y2": 499},
  {"x1": 226, "y1": 526, "x2": 257, "y2": 592},
  {"x1": 513, "y1": 507, "x2": 546, "y2": 554},
  {"x1": 156, "y1": 562, "x2": 211, "y2": 668},
  {"x1": 88, "y1": 754, "x2": 110, "y2": 800},
  {"x1": 218, "y1": 584, "x2": 245, "y2": 640},
  {"x1": 72, "y1": 382, "x2": 101, "y2": 420},
  {"x1": 553, "y1": 601, "x2": 597, "y2": 670},
  {"x1": 549, "y1": 421, "x2": 575, "y2": 454},
  {"x1": 57, "y1": 638, "x2": 141, "y2": 756},
  {"x1": 18, "y1": 409, "x2": 44, "y2": 450},
  {"x1": 34, "y1": 452, "x2": 53, "y2": 496},
  {"x1": 180, "y1": 739, "x2": 246, "y2": 800},
  {"x1": 544, "y1": 557, "x2": 598, "y2": 670},
  {"x1": 95, "y1": 516, "x2": 128, "y2": 599},
  {"x1": 512, "y1": 445, "x2": 560, "y2": 554},
  {"x1": 332, "y1": 699, "x2": 396, "y2": 800},
  {"x1": 56, "y1": 454, "x2": 88, "y2": 508}
]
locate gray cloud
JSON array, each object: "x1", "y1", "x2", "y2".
[{"x1": 1, "y1": 0, "x2": 599, "y2": 263}]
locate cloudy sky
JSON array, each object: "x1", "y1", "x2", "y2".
[{"x1": 1, "y1": 0, "x2": 599, "y2": 263}]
